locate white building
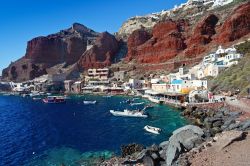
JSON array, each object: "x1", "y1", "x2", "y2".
[
  {"x1": 168, "y1": 79, "x2": 183, "y2": 93},
  {"x1": 9, "y1": 82, "x2": 27, "y2": 92},
  {"x1": 182, "y1": 80, "x2": 208, "y2": 90},
  {"x1": 151, "y1": 83, "x2": 168, "y2": 93},
  {"x1": 151, "y1": 78, "x2": 161, "y2": 84},
  {"x1": 212, "y1": 0, "x2": 233, "y2": 8},
  {"x1": 168, "y1": 68, "x2": 194, "y2": 82}
]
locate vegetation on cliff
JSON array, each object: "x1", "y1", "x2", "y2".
[{"x1": 211, "y1": 41, "x2": 250, "y2": 95}]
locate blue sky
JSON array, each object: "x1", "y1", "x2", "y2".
[{"x1": 0, "y1": 0, "x2": 186, "y2": 75}]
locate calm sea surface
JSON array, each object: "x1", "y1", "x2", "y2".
[{"x1": 0, "y1": 94, "x2": 188, "y2": 166}]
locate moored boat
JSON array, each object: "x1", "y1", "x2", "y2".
[
  {"x1": 83, "y1": 100, "x2": 97, "y2": 105},
  {"x1": 110, "y1": 109, "x2": 148, "y2": 118},
  {"x1": 43, "y1": 96, "x2": 66, "y2": 104},
  {"x1": 148, "y1": 97, "x2": 164, "y2": 104},
  {"x1": 103, "y1": 95, "x2": 113, "y2": 98},
  {"x1": 144, "y1": 125, "x2": 161, "y2": 134},
  {"x1": 130, "y1": 102, "x2": 144, "y2": 106},
  {"x1": 33, "y1": 97, "x2": 42, "y2": 101},
  {"x1": 132, "y1": 97, "x2": 140, "y2": 101}
]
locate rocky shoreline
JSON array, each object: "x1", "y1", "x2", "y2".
[{"x1": 101, "y1": 105, "x2": 250, "y2": 166}]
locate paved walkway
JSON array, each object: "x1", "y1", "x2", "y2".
[
  {"x1": 189, "y1": 131, "x2": 250, "y2": 166},
  {"x1": 225, "y1": 97, "x2": 250, "y2": 113}
]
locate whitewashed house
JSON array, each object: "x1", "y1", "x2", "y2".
[
  {"x1": 168, "y1": 79, "x2": 183, "y2": 93},
  {"x1": 182, "y1": 80, "x2": 208, "y2": 90},
  {"x1": 151, "y1": 83, "x2": 168, "y2": 93},
  {"x1": 212, "y1": 0, "x2": 233, "y2": 8}
]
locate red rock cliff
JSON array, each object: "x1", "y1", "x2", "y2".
[
  {"x1": 216, "y1": 2, "x2": 250, "y2": 43},
  {"x1": 25, "y1": 36, "x2": 86, "y2": 65},
  {"x1": 78, "y1": 32, "x2": 119, "y2": 69},
  {"x1": 126, "y1": 2, "x2": 250, "y2": 64},
  {"x1": 185, "y1": 14, "x2": 219, "y2": 57},
  {"x1": 126, "y1": 29, "x2": 152, "y2": 61},
  {"x1": 2, "y1": 23, "x2": 99, "y2": 81},
  {"x1": 127, "y1": 19, "x2": 188, "y2": 63}
]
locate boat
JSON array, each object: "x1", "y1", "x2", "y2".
[
  {"x1": 144, "y1": 125, "x2": 161, "y2": 134},
  {"x1": 83, "y1": 100, "x2": 97, "y2": 105},
  {"x1": 130, "y1": 102, "x2": 144, "y2": 106},
  {"x1": 148, "y1": 96, "x2": 164, "y2": 104},
  {"x1": 110, "y1": 109, "x2": 148, "y2": 118},
  {"x1": 33, "y1": 97, "x2": 42, "y2": 101},
  {"x1": 132, "y1": 97, "x2": 140, "y2": 101},
  {"x1": 120, "y1": 99, "x2": 132, "y2": 104},
  {"x1": 43, "y1": 96, "x2": 66, "y2": 104},
  {"x1": 103, "y1": 95, "x2": 113, "y2": 98},
  {"x1": 2, "y1": 93, "x2": 11, "y2": 96}
]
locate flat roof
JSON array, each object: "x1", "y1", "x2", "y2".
[{"x1": 163, "y1": 92, "x2": 186, "y2": 96}]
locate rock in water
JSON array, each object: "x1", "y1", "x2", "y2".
[
  {"x1": 166, "y1": 125, "x2": 204, "y2": 166},
  {"x1": 143, "y1": 156, "x2": 154, "y2": 166},
  {"x1": 120, "y1": 143, "x2": 144, "y2": 157}
]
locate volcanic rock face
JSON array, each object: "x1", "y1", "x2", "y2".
[
  {"x1": 24, "y1": 36, "x2": 86, "y2": 65},
  {"x1": 126, "y1": 1, "x2": 250, "y2": 64},
  {"x1": 126, "y1": 29, "x2": 152, "y2": 61},
  {"x1": 2, "y1": 23, "x2": 99, "y2": 81},
  {"x1": 216, "y1": 2, "x2": 250, "y2": 43},
  {"x1": 185, "y1": 14, "x2": 219, "y2": 57},
  {"x1": 78, "y1": 32, "x2": 119, "y2": 69},
  {"x1": 127, "y1": 19, "x2": 187, "y2": 63}
]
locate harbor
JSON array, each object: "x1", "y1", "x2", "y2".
[{"x1": 0, "y1": 94, "x2": 188, "y2": 165}]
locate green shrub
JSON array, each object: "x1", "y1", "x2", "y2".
[{"x1": 210, "y1": 44, "x2": 250, "y2": 95}]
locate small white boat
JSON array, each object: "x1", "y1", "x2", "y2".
[
  {"x1": 33, "y1": 97, "x2": 42, "y2": 101},
  {"x1": 130, "y1": 102, "x2": 144, "y2": 106},
  {"x1": 131, "y1": 97, "x2": 140, "y2": 101},
  {"x1": 148, "y1": 97, "x2": 164, "y2": 104},
  {"x1": 2, "y1": 93, "x2": 11, "y2": 96},
  {"x1": 144, "y1": 125, "x2": 161, "y2": 134},
  {"x1": 110, "y1": 109, "x2": 148, "y2": 118},
  {"x1": 83, "y1": 100, "x2": 97, "y2": 105},
  {"x1": 103, "y1": 95, "x2": 113, "y2": 98}
]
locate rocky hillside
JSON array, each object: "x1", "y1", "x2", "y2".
[
  {"x1": 2, "y1": 24, "x2": 121, "y2": 82},
  {"x1": 2, "y1": 0, "x2": 250, "y2": 82},
  {"x1": 77, "y1": 32, "x2": 120, "y2": 69},
  {"x1": 211, "y1": 40, "x2": 250, "y2": 95},
  {"x1": 125, "y1": 1, "x2": 250, "y2": 66}
]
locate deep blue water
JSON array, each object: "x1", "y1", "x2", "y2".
[{"x1": 0, "y1": 94, "x2": 188, "y2": 166}]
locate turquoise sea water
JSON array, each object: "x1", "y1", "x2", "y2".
[{"x1": 0, "y1": 94, "x2": 188, "y2": 165}]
